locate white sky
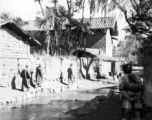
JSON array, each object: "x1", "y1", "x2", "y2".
[
  {"x1": 0, "y1": 0, "x2": 91, "y2": 20},
  {"x1": 0, "y1": 0, "x2": 128, "y2": 40}
]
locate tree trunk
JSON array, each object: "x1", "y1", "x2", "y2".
[
  {"x1": 143, "y1": 56, "x2": 152, "y2": 87},
  {"x1": 143, "y1": 56, "x2": 152, "y2": 106},
  {"x1": 47, "y1": 38, "x2": 50, "y2": 54},
  {"x1": 82, "y1": 0, "x2": 85, "y2": 23},
  {"x1": 86, "y1": 58, "x2": 94, "y2": 79}
]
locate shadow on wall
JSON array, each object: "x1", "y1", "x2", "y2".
[
  {"x1": 11, "y1": 74, "x2": 23, "y2": 91},
  {"x1": 11, "y1": 76, "x2": 16, "y2": 89},
  {"x1": 11, "y1": 74, "x2": 22, "y2": 91},
  {"x1": 79, "y1": 58, "x2": 94, "y2": 79}
]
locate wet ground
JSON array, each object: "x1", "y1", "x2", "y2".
[{"x1": 0, "y1": 86, "x2": 118, "y2": 120}]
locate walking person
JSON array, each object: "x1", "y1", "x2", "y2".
[
  {"x1": 20, "y1": 65, "x2": 31, "y2": 92},
  {"x1": 67, "y1": 64, "x2": 73, "y2": 84},
  {"x1": 36, "y1": 64, "x2": 43, "y2": 87},
  {"x1": 119, "y1": 64, "x2": 143, "y2": 120}
]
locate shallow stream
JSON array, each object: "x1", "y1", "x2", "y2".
[{"x1": 0, "y1": 86, "x2": 118, "y2": 120}]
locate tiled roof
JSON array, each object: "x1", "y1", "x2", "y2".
[
  {"x1": 22, "y1": 17, "x2": 116, "y2": 31},
  {"x1": 80, "y1": 17, "x2": 116, "y2": 29}
]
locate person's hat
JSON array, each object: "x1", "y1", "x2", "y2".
[
  {"x1": 26, "y1": 64, "x2": 29, "y2": 68},
  {"x1": 122, "y1": 64, "x2": 132, "y2": 74}
]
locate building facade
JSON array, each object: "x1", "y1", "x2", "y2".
[{"x1": 0, "y1": 22, "x2": 40, "y2": 87}]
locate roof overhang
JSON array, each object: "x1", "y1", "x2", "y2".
[
  {"x1": 111, "y1": 36, "x2": 119, "y2": 41},
  {"x1": 1, "y1": 22, "x2": 41, "y2": 46},
  {"x1": 73, "y1": 48, "x2": 117, "y2": 61}
]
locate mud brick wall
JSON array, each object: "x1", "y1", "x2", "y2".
[
  {"x1": 0, "y1": 28, "x2": 112, "y2": 87},
  {"x1": 43, "y1": 56, "x2": 81, "y2": 81},
  {"x1": 0, "y1": 29, "x2": 31, "y2": 86},
  {"x1": 0, "y1": 29, "x2": 30, "y2": 58}
]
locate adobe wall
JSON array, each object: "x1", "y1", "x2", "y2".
[
  {"x1": 0, "y1": 28, "x2": 112, "y2": 88},
  {"x1": 0, "y1": 27, "x2": 83, "y2": 86},
  {"x1": 0, "y1": 29, "x2": 31, "y2": 86}
]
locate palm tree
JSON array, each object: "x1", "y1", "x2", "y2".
[
  {"x1": 34, "y1": 0, "x2": 45, "y2": 18},
  {"x1": 35, "y1": 3, "x2": 66, "y2": 55},
  {"x1": 34, "y1": 0, "x2": 93, "y2": 55}
]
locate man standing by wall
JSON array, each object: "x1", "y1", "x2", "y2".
[
  {"x1": 67, "y1": 64, "x2": 73, "y2": 84},
  {"x1": 36, "y1": 64, "x2": 43, "y2": 87}
]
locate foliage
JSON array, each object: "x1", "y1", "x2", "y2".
[
  {"x1": 121, "y1": 0, "x2": 152, "y2": 65},
  {"x1": 87, "y1": 0, "x2": 152, "y2": 85},
  {"x1": 115, "y1": 35, "x2": 138, "y2": 62},
  {"x1": 0, "y1": 12, "x2": 12, "y2": 22},
  {"x1": 35, "y1": 4, "x2": 66, "y2": 55},
  {"x1": 61, "y1": 18, "x2": 93, "y2": 53},
  {"x1": 34, "y1": 0, "x2": 93, "y2": 56},
  {"x1": 0, "y1": 12, "x2": 28, "y2": 27},
  {"x1": 88, "y1": 0, "x2": 152, "y2": 58}
]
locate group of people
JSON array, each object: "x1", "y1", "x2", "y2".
[
  {"x1": 21, "y1": 63, "x2": 74, "y2": 92},
  {"x1": 20, "y1": 64, "x2": 43, "y2": 91},
  {"x1": 119, "y1": 63, "x2": 145, "y2": 120}
]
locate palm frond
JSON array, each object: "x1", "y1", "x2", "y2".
[{"x1": 89, "y1": 0, "x2": 96, "y2": 15}]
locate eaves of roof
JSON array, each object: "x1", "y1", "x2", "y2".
[
  {"x1": 1, "y1": 22, "x2": 41, "y2": 46},
  {"x1": 73, "y1": 48, "x2": 117, "y2": 61},
  {"x1": 79, "y1": 17, "x2": 116, "y2": 30},
  {"x1": 22, "y1": 17, "x2": 117, "y2": 31}
]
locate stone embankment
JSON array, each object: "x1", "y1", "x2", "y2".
[{"x1": 0, "y1": 79, "x2": 118, "y2": 106}]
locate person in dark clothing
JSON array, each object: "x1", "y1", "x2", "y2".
[
  {"x1": 67, "y1": 64, "x2": 73, "y2": 83},
  {"x1": 111, "y1": 61, "x2": 116, "y2": 80},
  {"x1": 96, "y1": 64, "x2": 102, "y2": 79},
  {"x1": 59, "y1": 71, "x2": 63, "y2": 83},
  {"x1": 20, "y1": 65, "x2": 31, "y2": 92},
  {"x1": 36, "y1": 64, "x2": 43, "y2": 87},
  {"x1": 119, "y1": 64, "x2": 143, "y2": 120},
  {"x1": 30, "y1": 70, "x2": 37, "y2": 88}
]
